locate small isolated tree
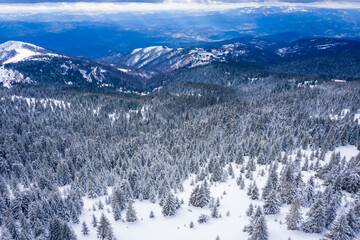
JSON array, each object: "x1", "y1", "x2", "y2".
[
  {"x1": 92, "y1": 214, "x2": 97, "y2": 227},
  {"x1": 81, "y1": 222, "x2": 89, "y2": 235},
  {"x1": 211, "y1": 205, "x2": 219, "y2": 218},
  {"x1": 97, "y1": 213, "x2": 113, "y2": 240},
  {"x1": 98, "y1": 200, "x2": 104, "y2": 210},
  {"x1": 286, "y1": 198, "x2": 302, "y2": 230},
  {"x1": 189, "y1": 221, "x2": 194, "y2": 228},
  {"x1": 162, "y1": 192, "x2": 177, "y2": 216},
  {"x1": 149, "y1": 210, "x2": 155, "y2": 218},
  {"x1": 198, "y1": 214, "x2": 210, "y2": 224},
  {"x1": 126, "y1": 201, "x2": 137, "y2": 222}
]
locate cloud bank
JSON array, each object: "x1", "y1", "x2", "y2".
[{"x1": 0, "y1": 1, "x2": 359, "y2": 14}]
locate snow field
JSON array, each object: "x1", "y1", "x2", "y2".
[{"x1": 73, "y1": 145, "x2": 359, "y2": 240}]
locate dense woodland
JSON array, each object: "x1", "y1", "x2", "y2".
[{"x1": 0, "y1": 76, "x2": 359, "y2": 239}]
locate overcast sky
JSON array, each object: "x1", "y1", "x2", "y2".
[
  {"x1": 0, "y1": 0, "x2": 359, "y2": 2},
  {"x1": 0, "y1": 0, "x2": 359, "y2": 14}
]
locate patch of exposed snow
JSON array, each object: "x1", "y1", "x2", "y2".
[{"x1": 72, "y1": 145, "x2": 359, "y2": 240}]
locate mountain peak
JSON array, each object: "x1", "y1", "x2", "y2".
[
  {"x1": 0, "y1": 41, "x2": 55, "y2": 65},
  {"x1": 0, "y1": 41, "x2": 43, "y2": 52}
]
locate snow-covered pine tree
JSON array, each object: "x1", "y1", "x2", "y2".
[
  {"x1": 262, "y1": 166, "x2": 278, "y2": 200},
  {"x1": 189, "y1": 182, "x2": 210, "y2": 208},
  {"x1": 263, "y1": 190, "x2": 280, "y2": 215},
  {"x1": 81, "y1": 221, "x2": 89, "y2": 235},
  {"x1": 97, "y1": 213, "x2": 113, "y2": 240},
  {"x1": 113, "y1": 202, "x2": 122, "y2": 221},
  {"x1": 211, "y1": 162, "x2": 223, "y2": 182},
  {"x1": 246, "y1": 206, "x2": 263, "y2": 235},
  {"x1": 162, "y1": 192, "x2": 177, "y2": 216},
  {"x1": 323, "y1": 213, "x2": 355, "y2": 240},
  {"x1": 247, "y1": 206, "x2": 269, "y2": 240},
  {"x1": 302, "y1": 176, "x2": 315, "y2": 207},
  {"x1": 92, "y1": 214, "x2": 97, "y2": 227},
  {"x1": 126, "y1": 201, "x2": 137, "y2": 222},
  {"x1": 211, "y1": 205, "x2": 219, "y2": 218},
  {"x1": 250, "y1": 181, "x2": 259, "y2": 200},
  {"x1": 346, "y1": 208, "x2": 360, "y2": 235},
  {"x1": 246, "y1": 203, "x2": 254, "y2": 217},
  {"x1": 286, "y1": 198, "x2": 302, "y2": 230},
  {"x1": 235, "y1": 149, "x2": 244, "y2": 165},
  {"x1": 250, "y1": 215, "x2": 269, "y2": 240},
  {"x1": 302, "y1": 193, "x2": 325, "y2": 233}
]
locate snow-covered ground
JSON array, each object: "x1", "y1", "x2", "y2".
[
  {"x1": 0, "y1": 41, "x2": 62, "y2": 65},
  {"x1": 72, "y1": 145, "x2": 360, "y2": 240},
  {"x1": 5, "y1": 95, "x2": 71, "y2": 111}
]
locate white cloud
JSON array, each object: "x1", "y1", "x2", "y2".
[{"x1": 0, "y1": 1, "x2": 359, "y2": 14}]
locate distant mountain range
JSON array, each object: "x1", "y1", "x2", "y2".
[
  {"x1": 102, "y1": 38, "x2": 360, "y2": 73},
  {"x1": 1, "y1": 37, "x2": 360, "y2": 92}
]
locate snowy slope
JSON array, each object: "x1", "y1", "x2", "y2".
[
  {"x1": 0, "y1": 66, "x2": 31, "y2": 88},
  {"x1": 276, "y1": 38, "x2": 360, "y2": 57},
  {"x1": 0, "y1": 41, "x2": 145, "y2": 90},
  {"x1": 72, "y1": 146, "x2": 360, "y2": 240},
  {"x1": 104, "y1": 37, "x2": 360, "y2": 73},
  {"x1": 0, "y1": 41, "x2": 61, "y2": 65}
]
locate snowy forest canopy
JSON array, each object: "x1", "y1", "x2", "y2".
[{"x1": 0, "y1": 77, "x2": 360, "y2": 240}]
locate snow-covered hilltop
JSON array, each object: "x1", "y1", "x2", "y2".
[
  {"x1": 0, "y1": 41, "x2": 144, "y2": 90},
  {"x1": 0, "y1": 41, "x2": 61, "y2": 65},
  {"x1": 116, "y1": 39, "x2": 278, "y2": 73}
]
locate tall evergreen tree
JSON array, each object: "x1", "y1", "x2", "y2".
[
  {"x1": 323, "y1": 214, "x2": 355, "y2": 240},
  {"x1": 286, "y1": 198, "x2": 302, "y2": 230},
  {"x1": 302, "y1": 194, "x2": 325, "y2": 233},
  {"x1": 97, "y1": 213, "x2": 113, "y2": 240},
  {"x1": 126, "y1": 201, "x2": 137, "y2": 222},
  {"x1": 162, "y1": 192, "x2": 177, "y2": 216},
  {"x1": 263, "y1": 190, "x2": 280, "y2": 215}
]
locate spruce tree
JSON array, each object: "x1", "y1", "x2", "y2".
[
  {"x1": 92, "y1": 214, "x2": 97, "y2": 227},
  {"x1": 250, "y1": 215, "x2": 269, "y2": 240},
  {"x1": 323, "y1": 214, "x2": 355, "y2": 240},
  {"x1": 211, "y1": 162, "x2": 223, "y2": 182},
  {"x1": 263, "y1": 190, "x2": 280, "y2": 215},
  {"x1": 247, "y1": 206, "x2": 263, "y2": 235},
  {"x1": 250, "y1": 182, "x2": 259, "y2": 200},
  {"x1": 286, "y1": 198, "x2": 302, "y2": 230},
  {"x1": 97, "y1": 213, "x2": 113, "y2": 240},
  {"x1": 211, "y1": 205, "x2": 219, "y2": 218},
  {"x1": 162, "y1": 192, "x2": 177, "y2": 216},
  {"x1": 302, "y1": 194, "x2": 325, "y2": 233},
  {"x1": 126, "y1": 201, "x2": 137, "y2": 222},
  {"x1": 246, "y1": 203, "x2": 254, "y2": 217},
  {"x1": 81, "y1": 221, "x2": 89, "y2": 235}
]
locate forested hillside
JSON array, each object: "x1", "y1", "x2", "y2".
[{"x1": 0, "y1": 78, "x2": 359, "y2": 239}]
